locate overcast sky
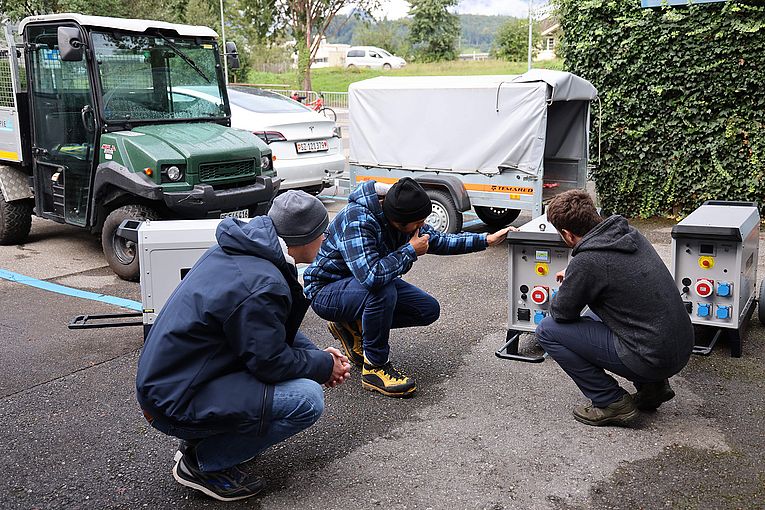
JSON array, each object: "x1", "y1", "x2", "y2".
[{"x1": 372, "y1": 0, "x2": 547, "y2": 19}]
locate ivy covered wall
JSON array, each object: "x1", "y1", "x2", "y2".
[{"x1": 557, "y1": 0, "x2": 765, "y2": 217}]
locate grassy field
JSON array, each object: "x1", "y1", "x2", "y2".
[{"x1": 242, "y1": 58, "x2": 565, "y2": 92}]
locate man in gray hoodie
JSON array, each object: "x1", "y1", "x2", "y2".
[{"x1": 536, "y1": 190, "x2": 694, "y2": 427}]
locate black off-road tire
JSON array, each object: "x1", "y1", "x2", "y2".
[
  {"x1": 101, "y1": 204, "x2": 159, "y2": 281},
  {"x1": 425, "y1": 189, "x2": 462, "y2": 234},
  {"x1": 474, "y1": 206, "x2": 521, "y2": 229},
  {"x1": 0, "y1": 196, "x2": 33, "y2": 245}
]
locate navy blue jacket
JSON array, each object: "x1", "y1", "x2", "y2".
[{"x1": 136, "y1": 216, "x2": 333, "y2": 432}]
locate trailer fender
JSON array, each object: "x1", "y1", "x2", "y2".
[
  {"x1": 414, "y1": 175, "x2": 471, "y2": 212},
  {"x1": 0, "y1": 164, "x2": 33, "y2": 202}
]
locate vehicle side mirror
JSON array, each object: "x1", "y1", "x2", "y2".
[
  {"x1": 58, "y1": 26, "x2": 84, "y2": 62},
  {"x1": 225, "y1": 41, "x2": 240, "y2": 70}
]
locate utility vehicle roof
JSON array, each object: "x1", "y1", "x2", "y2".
[{"x1": 19, "y1": 13, "x2": 218, "y2": 38}]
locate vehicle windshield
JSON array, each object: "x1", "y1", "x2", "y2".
[
  {"x1": 91, "y1": 31, "x2": 227, "y2": 123},
  {"x1": 228, "y1": 87, "x2": 311, "y2": 113},
  {"x1": 379, "y1": 49, "x2": 392, "y2": 57}
]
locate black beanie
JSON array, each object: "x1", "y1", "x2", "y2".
[{"x1": 382, "y1": 178, "x2": 432, "y2": 223}]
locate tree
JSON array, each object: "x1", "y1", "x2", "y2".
[
  {"x1": 408, "y1": 0, "x2": 460, "y2": 62},
  {"x1": 281, "y1": 0, "x2": 380, "y2": 91},
  {"x1": 492, "y1": 17, "x2": 540, "y2": 62},
  {"x1": 352, "y1": 18, "x2": 411, "y2": 58}
]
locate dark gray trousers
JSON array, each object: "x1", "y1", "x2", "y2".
[{"x1": 535, "y1": 313, "x2": 654, "y2": 407}]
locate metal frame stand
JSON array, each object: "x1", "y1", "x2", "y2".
[
  {"x1": 68, "y1": 312, "x2": 142, "y2": 329},
  {"x1": 495, "y1": 329, "x2": 547, "y2": 363}
]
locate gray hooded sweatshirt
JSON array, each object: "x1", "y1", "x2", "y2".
[{"x1": 550, "y1": 215, "x2": 693, "y2": 379}]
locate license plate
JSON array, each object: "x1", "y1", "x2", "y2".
[
  {"x1": 296, "y1": 140, "x2": 329, "y2": 153},
  {"x1": 220, "y1": 209, "x2": 249, "y2": 219}
]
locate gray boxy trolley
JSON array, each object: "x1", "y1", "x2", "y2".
[
  {"x1": 495, "y1": 214, "x2": 573, "y2": 362},
  {"x1": 671, "y1": 201, "x2": 761, "y2": 357}
]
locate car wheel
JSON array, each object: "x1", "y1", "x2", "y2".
[
  {"x1": 347, "y1": 64, "x2": 356, "y2": 70},
  {"x1": 426, "y1": 189, "x2": 462, "y2": 234},
  {"x1": 474, "y1": 206, "x2": 521, "y2": 229},
  {"x1": 383, "y1": 63, "x2": 392, "y2": 70},
  {"x1": 101, "y1": 204, "x2": 159, "y2": 281}
]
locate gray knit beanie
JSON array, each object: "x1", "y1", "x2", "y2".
[{"x1": 268, "y1": 190, "x2": 329, "y2": 246}]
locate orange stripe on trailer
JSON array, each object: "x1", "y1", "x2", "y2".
[{"x1": 355, "y1": 175, "x2": 534, "y2": 195}]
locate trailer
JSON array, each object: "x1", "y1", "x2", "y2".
[
  {"x1": 0, "y1": 15, "x2": 278, "y2": 281},
  {"x1": 347, "y1": 70, "x2": 598, "y2": 232}
]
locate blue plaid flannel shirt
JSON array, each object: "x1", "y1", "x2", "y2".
[{"x1": 304, "y1": 180, "x2": 488, "y2": 299}]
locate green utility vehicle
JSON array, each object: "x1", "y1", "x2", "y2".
[{"x1": 0, "y1": 14, "x2": 278, "y2": 280}]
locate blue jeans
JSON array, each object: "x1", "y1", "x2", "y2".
[
  {"x1": 157, "y1": 378, "x2": 325, "y2": 472},
  {"x1": 535, "y1": 313, "x2": 652, "y2": 407},
  {"x1": 311, "y1": 277, "x2": 441, "y2": 366}
]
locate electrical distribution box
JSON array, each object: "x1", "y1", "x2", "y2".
[
  {"x1": 671, "y1": 201, "x2": 761, "y2": 357},
  {"x1": 138, "y1": 219, "x2": 223, "y2": 327},
  {"x1": 497, "y1": 214, "x2": 572, "y2": 362}
]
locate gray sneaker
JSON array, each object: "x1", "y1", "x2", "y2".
[
  {"x1": 572, "y1": 394, "x2": 638, "y2": 427},
  {"x1": 172, "y1": 449, "x2": 265, "y2": 501},
  {"x1": 633, "y1": 380, "x2": 675, "y2": 411}
]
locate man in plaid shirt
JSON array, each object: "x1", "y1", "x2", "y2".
[{"x1": 304, "y1": 178, "x2": 511, "y2": 397}]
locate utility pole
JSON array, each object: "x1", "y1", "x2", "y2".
[
  {"x1": 220, "y1": 0, "x2": 228, "y2": 83},
  {"x1": 527, "y1": 0, "x2": 533, "y2": 71}
]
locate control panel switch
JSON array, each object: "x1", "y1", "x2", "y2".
[{"x1": 697, "y1": 303, "x2": 711, "y2": 318}]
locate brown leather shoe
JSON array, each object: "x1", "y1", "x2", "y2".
[{"x1": 572, "y1": 394, "x2": 638, "y2": 427}]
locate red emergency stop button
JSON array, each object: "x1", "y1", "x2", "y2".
[
  {"x1": 530, "y1": 286, "x2": 549, "y2": 305},
  {"x1": 695, "y1": 279, "x2": 714, "y2": 298}
]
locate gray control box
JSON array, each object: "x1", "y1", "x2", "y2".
[
  {"x1": 138, "y1": 219, "x2": 222, "y2": 326},
  {"x1": 507, "y1": 214, "x2": 573, "y2": 331},
  {"x1": 671, "y1": 201, "x2": 760, "y2": 356},
  {"x1": 497, "y1": 214, "x2": 572, "y2": 362}
]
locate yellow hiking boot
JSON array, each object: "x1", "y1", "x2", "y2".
[
  {"x1": 362, "y1": 360, "x2": 416, "y2": 397},
  {"x1": 327, "y1": 321, "x2": 364, "y2": 367}
]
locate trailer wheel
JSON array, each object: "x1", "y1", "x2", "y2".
[
  {"x1": 759, "y1": 281, "x2": 765, "y2": 325},
  {"x1": 426, "y1": 189, "x2": 462, "y2": 234},
  {"x1": 474, "y1": 206, "x2": 521, "y2": 229},
  {"x1": 102, "y1": 204, "x2": 159, "y2": 282},
  {"x1": 0, "y1": 196, "x2": 32, "y2": 245}
]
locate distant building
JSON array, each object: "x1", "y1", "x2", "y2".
[
  {"x1": 312, "y1": 38, "x2": 350, "y2": 68},
  {"x1": 537, "y1": 16, "x2": 560, "y2": 61}
]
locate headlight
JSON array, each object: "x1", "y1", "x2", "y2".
[
  {"x1": 166, "y1": 165, "x2": 182, "y2": 181},
  {"x1": 260, "y1": 154, "x2": 274, "y2": 173},
  {"x1": 161, "y1": 164, "x2": 185, "y2": 183}
]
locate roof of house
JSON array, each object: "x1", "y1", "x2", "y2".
[{"x1": 540, "y1": 16, "x2": 560, "y2": 37}]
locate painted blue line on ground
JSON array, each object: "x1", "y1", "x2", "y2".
[
  {"x1": 318, "y1": 194, "x2": 349, "y2": 201},
  {"x1": 463, "y1": 218, "x2": 484, "y2": 228},
  {"x1": 0, "y1": 269, "x2": 142, "y2": 311}
]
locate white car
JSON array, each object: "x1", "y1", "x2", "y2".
[
  {"x1": 345, "y1": 46, "x2": 406, "y2": 70},
  {"x1": 174, "y1": 86, "x2": 345, "y2": 194}
]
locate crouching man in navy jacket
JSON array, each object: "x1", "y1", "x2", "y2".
[{"x1": 136, "y1": 191, "x2": 351, "y2": 502}]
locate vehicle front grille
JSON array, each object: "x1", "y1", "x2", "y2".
[{"x1": 199, "y1": 159, "x2": 256, "y2": 182}]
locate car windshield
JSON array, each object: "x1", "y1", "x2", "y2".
[
  {"x1": 379, "y1": 49, "x2": 392, "y2": 57},
  {"x1": 228, "y1": 87, "x2": 310, "y2": 113},
  {"x1": 92, "y1": 31, "x2": 226, "y2": 123}
]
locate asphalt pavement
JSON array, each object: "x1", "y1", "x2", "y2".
[{"x1": 1, "y1": 206, "x2": 765, "y2": 510}]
